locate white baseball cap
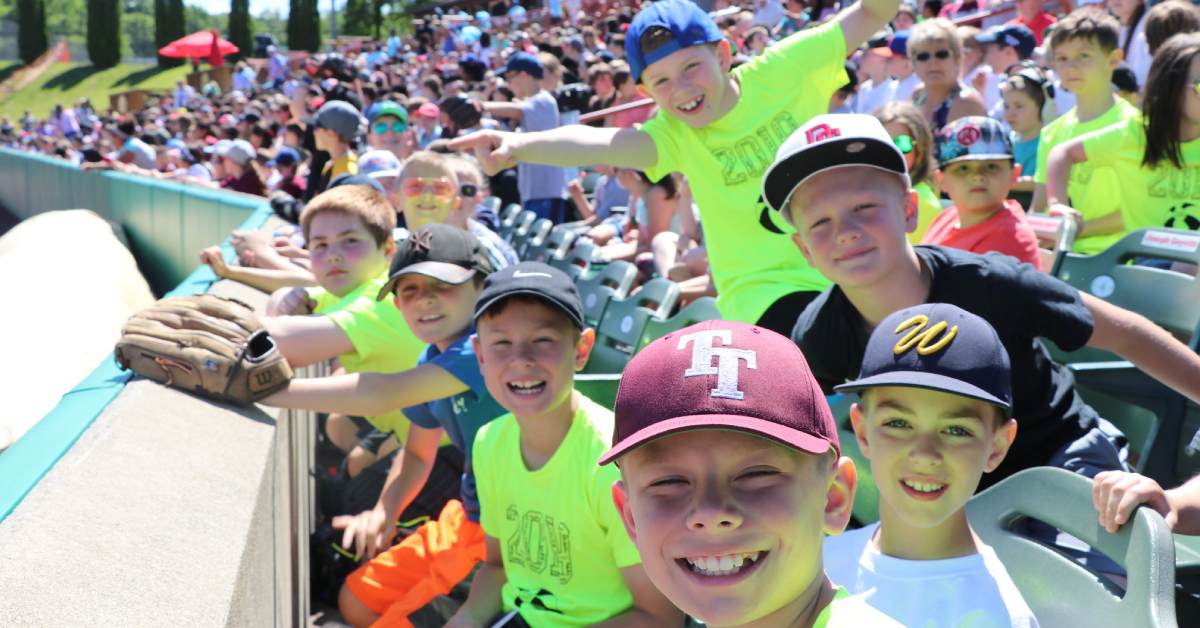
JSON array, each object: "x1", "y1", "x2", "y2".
[{"x1": 760, "y1": 114, "x2": 910, "y2": 233}]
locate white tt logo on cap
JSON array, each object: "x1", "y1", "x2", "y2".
[{"x1": 678, "y1": 330, "x2": 756, "y2": 400}]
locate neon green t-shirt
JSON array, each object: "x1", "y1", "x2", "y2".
[
  {"x1": 474, "y1": 395, "x2": 641, "y2": 627},
  {"x1": 308, "y1": 269, "x2": 426, "y2": 435},
  {"x1": 1079, "y1": 115, "x2": 1200, "y2": 232},
  {"x1": 908, "y1": 181, "x2": 943, "y2": 244},
  {"x1": 640, "y1": 21, "x2": 847, "y2": 323},
  {"x1": 1034, "y1": 97, "x2": 1140, "y2": 254}
]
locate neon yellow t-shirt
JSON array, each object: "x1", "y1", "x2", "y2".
[
  {"x1": 308, "y1": 269, "x2": 427, "y2": 435},
  {"x1": 474, "y1": 395, "x2": 641, "y2": 627},
  {"x1": 1034, "y1": 97, "x2": 1140, "y2": 254},
  {"x1": 1079, "y1": 115, "x2": 1200, "y2": 232},
  {"x1": 640, "y1": 21, "x2": 847, "y2": 323},
  {"x1": 908, "y1": 181, "x2": 943, "y2": 244}
]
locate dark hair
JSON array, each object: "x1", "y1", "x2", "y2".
[
  {"x1": 1001, "y1": 67, "x2": 1054, "y2": 121},
  {"x1": 635, "y1": 170, "x2": 679, "y2": 199},
  {"x1": 1051, "y1": 7, "x2": 1120, "y2": 53},
  {"x1": 1142, "y1": 32, "x2": 1200, "y2": 170},
  {"x1": 1146, "y1": 0, "x2": 1200, "y2": 56},
  {"x1": 1122, "y1": 1, "x2": 1148, "y2": 60}
]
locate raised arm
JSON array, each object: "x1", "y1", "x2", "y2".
[
  {"x1": 448, "y1": 125, "x2": 658, "y2": 176},
  {"x1": 837, "y1": 0, "x2": 902, "y2": 52},
  {"x1": 261, "y1": 362, "x2": 470, "y2": 418}
]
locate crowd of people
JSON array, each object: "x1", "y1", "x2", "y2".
[{"x1": 6, "y1": 0, "x2": 1200, "y2": 625}]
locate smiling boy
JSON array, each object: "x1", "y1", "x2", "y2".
[
  {"x1": 601, "y1": 320, "x2": 899, "y2": 628},
  {"x1": 450, "y1": 0, "x2": 897, "y2": 332},
  {"x1": 824, "y1": 303, "x2": 1037, "y2": 626},
  {"x1": 448, "y1": 262, "x2": 681, "y2": 627},
  {"x1": 766, "y1": 113, "x2": 1200, "y2": 489}
]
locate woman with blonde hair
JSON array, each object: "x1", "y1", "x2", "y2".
[{"x1": 908, "y1": 18, "x2": 987, "y2": 131}]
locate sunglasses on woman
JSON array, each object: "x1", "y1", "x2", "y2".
[
  {"x1": 401, "y1": 177, "x2": 456, "y2": 198},
  {"x1": 913, "y1": 49, "x2": 953, "y2": 62},
  {"x1": 372, "y1": 120, "x2": 408, "y2": 135}
]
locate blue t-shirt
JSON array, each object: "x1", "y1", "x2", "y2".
[
  {"x1": 401, "y1": 332, "x2": 508, "y2": 521},
  {"x1": 1012, "y1": 133, "x2": 1039, "y2": 180}
]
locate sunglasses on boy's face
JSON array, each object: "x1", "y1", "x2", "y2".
[
  {"x1": 401, "y1": 177, "x2": 456, "y2": 198},
  {"x1": 893, "y1": 134, "x2": 914, "y2": 154},
  {"x1": 913, "y1": 49, "x2": 953, "y2": 63},
  {"x1": 372, "y1": 120, "x2": 407, "y2": 135},
  {"x1": 460, "y1": 184, "x2": 479, "y2": 198}
]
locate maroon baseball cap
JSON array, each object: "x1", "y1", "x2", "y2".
[{"x1": 599, "y1": 320, "x2": 839, "y2": 465}]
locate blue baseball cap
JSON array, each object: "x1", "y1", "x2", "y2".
[
  {"x1": 626, "y1": 0, "x2": 724, "y2": 83},
  {"x1": 502, "y1": 51, "x2": 544, "y2": 79},
  {"x1": 268, "y1": 146, "x2": 301, "y2": 167},
  {"x1": 835, "y1": 303, "x2": 1012, "y2": 411},
  {"x1": 935, "y1": 116, "x2": 1013, "y2": 167},
  {"x1": 976, "y1": 24, "x2": 1036, "y2": 59},
  {"x1": 889, "y1": 30, "x2": 910, "y2": 56}
]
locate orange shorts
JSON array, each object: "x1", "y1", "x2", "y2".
[{"x1": 344, "y1": 499, "x2": 486, "y2": 628}]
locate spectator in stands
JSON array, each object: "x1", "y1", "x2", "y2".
[
  {"x1": 888, "y1": 30, "x2": 921, "y2": 103},
  {"x1": 565, "y1": 164, "x2": 630, "y2": 241},
  {"x1": 1110, "y1": 0, "x2": 1152, "y2": 87},
  {"x1": 358, "y1": 149, "x2": 404, "y2": 212},
  {"x1": 875, "y1": 101, "x2": 942, "y2": 243},
  {"x1": 210, "y1": 139, "x2": 266, "y2": 197},
  {"x1": 411, "y1": 101, "x2": 443, "y2": 149},
  {"x1": 267, "y1": 45, "x2": 289, "y2": 88},
  {"x1": 1044, "y1": 32, "x2": 1200, "y2": 237},
  {"x1": 1032, "y1": 8, "x2": 1138, "y2": 255},
  {"x1": 923, "y1": 117, "x2": 1040, "y2": 268},
  {"x1": 312, "y1": 100, "x2": 363, "y2": 193},
  {"x1": 958, "y1": 26, "x2": 1003, "y2": 114},
  {"x1": 854, "y1": 35, "x2": 897, "y2": 114},
  {"x1": 366, "y1": 101, "x2": 413, "y2": 160},
  {"x1": 909, "y1": 18, "x2": 988, "y2": 131},
  {"x1": 112, "y1": 120, "x2": 157, "y2": 170},
  {"x1": 893, "y1": 2, "x2": 917, "y2": 31},
  {"x1": 1145, "y1": 0, "x2": 1200, "y2": 57},
  {"x1": 268, "y1": 147, "x2": 306, "y2": 199},
  {"x1": 586, "y1": 61, "x2": 617, "y2": 121},
  {"x1": 977, "y1": 24, "x2": 1037, "y2": 77},
  {"x1": 1008, "y1": 0, "x2": 1057, "y2": 45},
  {"x1": 1001, "y1": 67, "x2": 1055, "y2": 191},
  {"x1": 774, "y1": 113, "x2": 1200, "y2": 494},
  {"x1": 483, "y1": 52, "x2": 570, "y2": 223},
  {"x1": 608, "y1": 62, "x2": 655, "y2": 128},
  {"x1": 744, "y1": 25, "x2": 772, "y2": 56}
]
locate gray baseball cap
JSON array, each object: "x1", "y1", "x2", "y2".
[{"x1": 314, "y1": 100, "x2": 362, "y2": 142}]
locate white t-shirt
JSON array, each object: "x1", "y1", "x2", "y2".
[
  {"x1": 1121, "y1": 16, "x2": 1152, "y2": 89},
  {"x1": 824, "y1": 523, "x2": 1039, "y2": 628},
  {"x1": 891, "y1": 73, "x2": 922, "y2": 103},
  {"x1": 853, "y1": 78, "x2": 895, "y2": 115}
]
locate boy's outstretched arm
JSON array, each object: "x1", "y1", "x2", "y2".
[
  {"x1": 1093, "y1": 470, "x2": 1200, "y2": 535},
  {"x1": 445, "y1": 535, "x2": 506, "y2": 628},
  {"x1": 837, "y1": 0, "x2": 902, "y2": 51},
  {"x1": 262, "y1": 314, "x2": 356, "y2": 368},
  {"x1": 262, "y1": 363, "x2": 470, "y2": 417},
  {"x1": 1082, "y1": 293, "x2": 1200, "y2": 404},
  {"x1": 593, "y1": 565, "x2": 685, "y2": 627},
  {"x1": 448, "y1": 125, "x2": 658, "y2": 176}
]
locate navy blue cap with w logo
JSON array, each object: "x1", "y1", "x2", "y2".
[{"x1": 834, "y1": 303, "x2": 1012, "y2": 411}]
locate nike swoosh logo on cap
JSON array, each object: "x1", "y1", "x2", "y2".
[{"x1": 512, "y1": 270, "x2": 553, "y2": 279}]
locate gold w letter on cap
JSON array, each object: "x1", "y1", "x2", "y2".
[{"x1": 893, "y1": 315, "x2": 958, "y2": 356}]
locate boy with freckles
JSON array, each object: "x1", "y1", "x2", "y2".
[
  {"x1": 824, "y1": 303, "x2": 1037, "y2": 626},
  {"x1": 601, "y1": 320, "x2": 900, "y2": 627}
]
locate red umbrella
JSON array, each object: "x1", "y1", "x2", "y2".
[{"x1": 158, "y1": 29, "x2": 239, "y2": 62}]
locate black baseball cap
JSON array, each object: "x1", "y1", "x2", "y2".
[
  {"x1": 976, "y1": 25, "x2": 1036, "y2": 60},
  {"x1": 473, "y1": 262, "x2": 585, "y2": 330},
  {"x1": 377, "y1": 224, "x2": 493, "y2": 300},
  {"x1": 834, "y1": 303, "x2": 1012, "y2": 411}
]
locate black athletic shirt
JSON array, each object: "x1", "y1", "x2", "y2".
[{"x1": 792, "y1": 245, "x2": 1100, "y2": 489}]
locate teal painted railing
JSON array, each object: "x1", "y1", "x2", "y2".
[{"x1": 0, "y1": 148, "x2": 273, "y2": 521}]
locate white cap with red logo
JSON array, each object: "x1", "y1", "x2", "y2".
[{"x1": 760, "y1": 114, "x2": 910, "y2": 233}]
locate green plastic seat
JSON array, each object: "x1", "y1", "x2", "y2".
[
  {"x1": 637, "y1": 296, "x2": 721, "y2": 351},
  {"x1": 517, "y1": 218, "x2": 553, "y2": 259},
  {"x1": 525, "y1": 225, "x2": 578, "y2": 264},
  {"x1": 549, "y1": 239, "x2": 596, "y2": 281},
  {"x1": 966, "y1": 467, "x2": 1177, "y2": 628},
  {"x1": 577, "y1": 260, "x2": 637, "y2": 329},
  {"x1": 585, "y1": 278, "x2": 682, "y2": 374},
  {"x1": 506, "y1": 210, "x2": 539, "y2": 250},
  {"x1": 1026, "y1": 211, "x2": 1078, "y2": 275},
  {"x1": 1048, "y1": 228, "x2": 1200, "y2": 484},
  {"x1": 497, "y1": 204, "x2": 523, "y2": 240},
  {"x1": 580, "y1": 170, "x2": 602, "y2": 199}
]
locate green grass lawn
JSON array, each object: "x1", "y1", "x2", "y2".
[{"x1": 0, "y1": 62, "x2": 192, "y2": 120}]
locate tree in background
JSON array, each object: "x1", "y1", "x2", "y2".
[
  {"x1": 86, "y1": 0, "x2": 121, "y2": 68},
  {"x1": 287, "y1": 0, "x2": 320, "y2": 52},
  {"x1": 17, "y1": 0, "x2": 49, "y2": 64},
  {"x1": 342, "y1": 0, "x2": 372, "y2": 36},
  {"x1": 155, "y1": 0, "x2": 185, "y2": 67},
  {"x1": 229, "y1": 0, "x2": 252, "y2": 60}
]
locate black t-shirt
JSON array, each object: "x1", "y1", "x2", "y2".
[{"x1": 792, "y1": 245, "x2": 1099, "y2": 489}]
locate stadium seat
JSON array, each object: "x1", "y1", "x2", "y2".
[
  {"x1": 1049, "y1": 228, "x2": 1200, "y2": 484},
  {"x1": 1026, "y1": 212, "x2": 1078, "y2": 275},
  {"x1": 525, "y1": 225, "x2": 577, "y2": 264},
  {"x1": 497, "y1": 204, "x2": 523, "y2": 240},
  {"x1": 549, "y1": 239, "x2": 597, "y2": 281},
  {"x1": 580, "y1": 170, "x2": 602, "y2": 200},
  {"x1": 577, "y1": 260, "x2": 637, "y2": 329},
  {"x1": 637, "y1": 296, "x2": 721, "y2": 351},
  {"x1": 506, "y1": 210, "x2": 539, "y2": 250},
  {"x1": 517, "y1": 218, "x2": 553, "y2": 259},
  {"x1": 966, "y1": 467, "x2": 1177, "y2": 628},
  {"x1": 585, "y1": 278, "x2": 682, "y2": 375}
]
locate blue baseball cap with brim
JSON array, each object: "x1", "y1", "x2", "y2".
[
  {"x1": 975, "y1": 24, "x2": 1036, "y2": 59},
  {"x1": 889, "y1": 30, "x2": 910, "y2": 56},
  {"x1": 502, "y1": 52, "x2": 544, "y2": 79},
  {"x1": 835, "y1": 303, "x2": 1012, "y2": 411},
  {"x1": 626, "y1": 0, "x2": 724, "y2": 83}
]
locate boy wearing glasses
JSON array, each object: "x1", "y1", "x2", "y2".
[{"x1": 368, "y1": 101, "x2": 415, "y2": 161}]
